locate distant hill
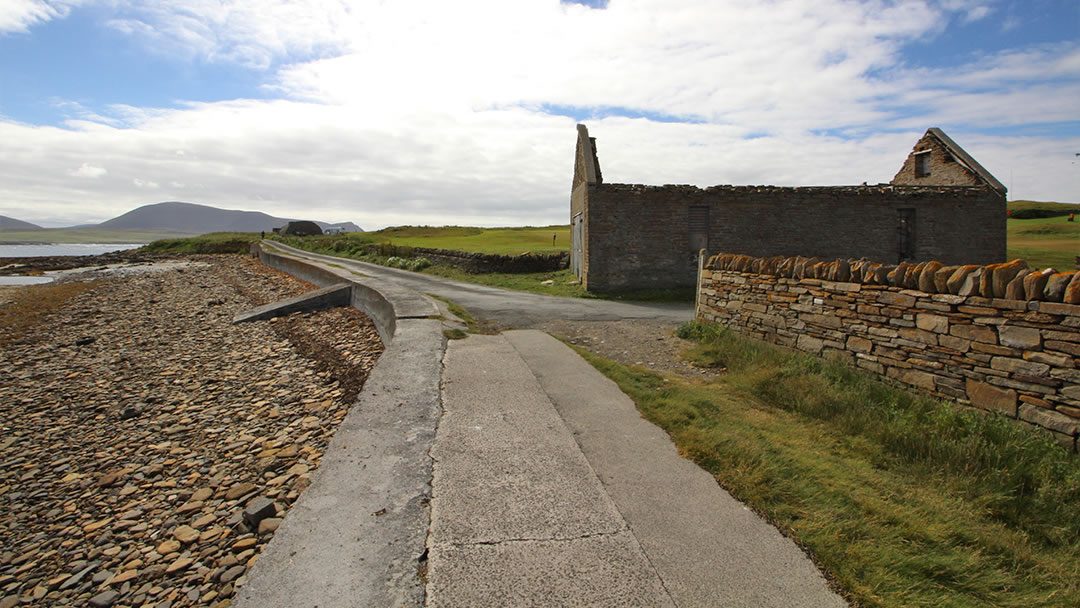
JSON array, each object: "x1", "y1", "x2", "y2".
[
  {"x1": 98, "y1": 202, "x2": 362, "y2": 234},
  {"x1": 0, "y1": 215, "x2": 43, "y2": 230}
]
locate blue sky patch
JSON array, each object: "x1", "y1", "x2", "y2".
[{"x1": 0, "y1": 7, "x2": 273, "y2": 126}]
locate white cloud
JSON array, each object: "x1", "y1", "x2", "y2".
[
  {"x1": 0, "y1": 0, "x2": 81, "y2": 34},
  {"x1": 0, "y1": 0, "x2": 1077, "y2": 229},
  {"x1": 69, "y1": 162, "x2": 107, "y2": 178}
]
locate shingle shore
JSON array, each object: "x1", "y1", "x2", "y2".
[{"x1": 0, "y1": 255, "x2": 384, "y2": 608}]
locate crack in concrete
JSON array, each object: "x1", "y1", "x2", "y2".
[{"x1": 436, "y1": 528, "x2": 628, "y2": 549}]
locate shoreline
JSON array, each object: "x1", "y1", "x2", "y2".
[{"x1": 0, "y1": 254, "x2": 385, "y2": 607}]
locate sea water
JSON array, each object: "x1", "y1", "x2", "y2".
[
  {"x1": 0, "y1": 243, "x2": 145, "y2": 285},
  {"x1": 0, "y1": 243, "x2": 144, "y2": 258}
]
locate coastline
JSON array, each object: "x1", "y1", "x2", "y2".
[{"x1": 0, "y1": 254, "x2": 385, "y2": 607}]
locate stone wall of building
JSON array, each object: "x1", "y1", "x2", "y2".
[
  {"x1": 584, "y1": 183, "x2": 1005, "y2": 292},
  {"x1": 697, "y1": 252, "x2": 1080, "y2": 449},
  {"x1": 891, "y1": 131, "x2": 982, "y2": 188}
]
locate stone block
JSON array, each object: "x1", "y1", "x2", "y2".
[
  {"x1": 796, "y1": 334, "x2": 824, "y2": 353},
  {"x1": 916, "y1": 313, "x2": 949, "y2": 334},
  {"x1": 971, "y1": 342, "x2": 1015, "y2": 356},
  {"x1": 997, "y1": 325, "x2": 1041, "y2": 349},
  {"x1": 1023, "y1": 268, "x2": 1055, "y2": 301},
  {"x1": 991, "y1": 357, "x2": 1051, "y2": 376},
  {"x1": 958, "y1": 267, "x2": 985, "y2": 297},
  {"x1": 892, "y1": 368, "x2": 938, "y2": 390},
  {"x1": 992, "y1": 259, "x2": 1028, "y2": 298},
  {"x1": 847, "y1": 336, "x2": 873, "y2": 353},
  {"x1": 1044, "y1": 272, "x2": 1074, "y2": 302},
  {"x1": 951, "y1": 324, "x2": 997, "y2": 344},
  {"x1": 878, "y1": 292, "x2": 916, "y2": 307},
  {"x1": 1005, "y1": 270, "x2": 1031, "y2": 300},
  {"x1": 919, "y1": 261, "x2": 943, "y2": 293},
  {"x1": 1051, "y1": 368, "x2": 1080, "y2": 383},
  {"x1": 899, "y1": 327, "x2": 938, "y2": 345},
  {"x1": 938, "y1": 335, "x2": 971, "y2": 352},
  {"x1": 1037, "y1": 301, "x2": 1080, "y2": 317},
  {"x1": 1066, "y1": 272, "x2": 1080, "y2": 305},
  {"x1": 1019, "y1": 404, "x2": 1080, "y2": 436},
  {"x1": 1023, "y1": 351, "x2": 1072, "y2": 368},
  {"x1": 1046, "y1": 341, "x2": 1080, "y2": 357},
  {"x1": 934, "y1": 265, "x2": 960, "y2": 293},
  {"x1": 966, "y1": 378, "x2": 1018, "y2": 415}
]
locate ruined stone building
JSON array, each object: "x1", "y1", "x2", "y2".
[{"x1": 570, "y1": 124, "x2": 1007, "y2": 291}]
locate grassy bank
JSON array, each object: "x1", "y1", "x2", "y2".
[
  {"x1": 142, "y1": 232, "x2": 261, "y2": 254},
  {"x1": 576, "y1": 321, "x2": 1080, "y2": 607}
]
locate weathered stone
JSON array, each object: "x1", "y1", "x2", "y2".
[
  {"x1": 88, "y1": 590, "x2": 119, "y2": 608},
  {"x1": 1005, "y1": 269, "x2": 1031, "y2": 301},
  {"x1": 905, "y1": 262, "x2": 926, "y2": 290},
  {"x1": 899, "y1": 327, "x2": 938, "y2": 345},
  {"x1": 242, "y1": 497, "x2": 277, "y2": 528},
  {"x1": 847, "y1": 336, "x2": 873, "y2": 353},
  {"x1": 225, "y1": 482, "x2": 257, "y2": 501},
  {"x1": 796, "y1": 334, "x2": 824, "y2": 353},
  {"x1": 918, "y1": 261, "x2": 943, "y2": 293},
  {"x1": 1024, "y1": 268, "x2": 1055, "y2": 301},
  {"x1": 950, "y1": 324, "x2": 997, "y2": 344},
  {"x1": 257, "y1": 517, "x2": 283, "y2": 535},
  {"x1": 1065, "y1": 272, "x2": 1080, "y2": 305},
  {"x1": 997, "y1": 325, "x2": 1041, "y2": 349},
  {"x1": 958, "y1": 267, "x2": 985, "y2": 297},
  {"x1": 878, "y1": 292, "x2": 916, "y2": 307},
  {"x1": 938, "y1": 335, "x2": 971, "y2": 352},
  {"x1": 990, "y1": 357, "x2": 1051, "y2": 376},
  {"x1": 1019, "y1": 404, "x2": 1080, "y2": 436},
  {"x1": 992, "y1": 259, "x2": 1028, "y2": 298},
  {"x1": 915, "y1": 313, "x2": 949, "y2": 334},
  {"x1": 966, "y1": 379, "x2": 1017, "y2": 415},
  {"x1": 946, "y1": 265, "x2": 979, "y2": 294},
  {"x1": 173, "y1": 525, "x2": 200, "y2": 544},
  {"x1": 1044, "y1": 272, "x2": 1074, "y2": 302}
]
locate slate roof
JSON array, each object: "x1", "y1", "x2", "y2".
[{"x1": 927, "y1": 127, "x2": 1007, "y2": 194}]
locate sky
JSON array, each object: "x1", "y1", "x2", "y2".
[{"x1": 0, "y1": 0, "x2": 1077, "y2": 229}]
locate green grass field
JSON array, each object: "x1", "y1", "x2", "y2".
[
  {"x1": 1006, "y1": 213, "x2": 1078, "y2": 270},
  {"x1": 0, "y1": 227, "x2": 197, "y2": 244},
  {"x1": 374, "y1": 225, "x2": 570, "y2": 255},
  {"x1": 574, "y1": 321, "x2": 1080, "y2": 607}
]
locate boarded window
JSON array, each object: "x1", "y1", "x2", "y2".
[
  {"x1": 897, "y1": 208, "x2": 916, "y2": 262},
  {"x1": 914, "y1": 151, "x2": 931, "y2": 178},
  {"x1": 689, "y1": 205, "x2": 709, "y2": 253}
]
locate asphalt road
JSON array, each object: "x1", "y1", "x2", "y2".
[{"x1": 264, "y1": 241, "x2": 694, "y2": 327}]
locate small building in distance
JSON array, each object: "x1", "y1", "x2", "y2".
[{"x1": 570, "y1": 125, "x2": 1006, "y2": 292}]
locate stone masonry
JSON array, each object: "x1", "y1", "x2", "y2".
[
  {"x1": 571, "y1": 125, "x2": 1006, "y2": 292},
  {"x1": 697, "y1": 252, "x2": 1080, "y2": 450}
]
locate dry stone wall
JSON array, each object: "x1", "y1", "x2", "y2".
[
  {"x1": 408, "y1": 247, "x2": 569, "y2": 274},
  {"x1": 697, "y1": 252, "x2": 1080, "y2": 449}
]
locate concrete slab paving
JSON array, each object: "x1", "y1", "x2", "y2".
[
  {"x1": 428, "y1": 334, "x2": 672, "y2": 606},
  {"x1": 427, "y1": 535, "x2": 674, "y2": 608},
  {"x1": 505, "y1": 329, "x2": 847, "y2": 608}
]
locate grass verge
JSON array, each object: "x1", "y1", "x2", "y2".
[{"x1": 574, "y1": 321, "x2": 1080, "y2": 607}]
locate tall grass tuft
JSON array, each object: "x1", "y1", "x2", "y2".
[{"x1": 677, "y1": 320, "x2": 1080, "y2": 545}]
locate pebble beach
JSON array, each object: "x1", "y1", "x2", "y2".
[{"x1": 0, "y1": 255, "x2": 384, "y2": 608}]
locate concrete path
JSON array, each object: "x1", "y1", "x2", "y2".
[
  {"x1": 263, "y1": 241, "x2": 692, "y2": 328},
  {"x1": 239, "y1": 244, "x2": 845, "y2": 607},
  {"x1": 428, "y1": 330, "x2": 846, "y2": 607}
]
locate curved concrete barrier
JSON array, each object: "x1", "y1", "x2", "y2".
[{"x1": 235, "y1": 242, "x2": 445, "y2": 608}]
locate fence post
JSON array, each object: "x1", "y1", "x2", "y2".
[{"x1": 695, "y1": 249, "x2": 706, "y2": 320}]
